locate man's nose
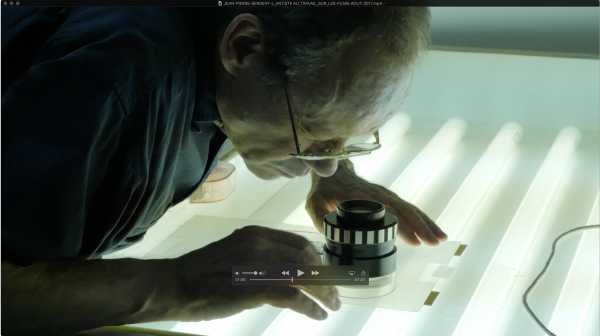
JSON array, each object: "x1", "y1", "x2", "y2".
[{"x1": 303, "y1": 159, "x2": 339, "y2": 177}]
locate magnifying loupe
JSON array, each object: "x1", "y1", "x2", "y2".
[{"x1": 322, "y1": 200, "x2": 398, "y2": 298}]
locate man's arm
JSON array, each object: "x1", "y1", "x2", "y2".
[
  {"x1": 2, "y1": 226, "x2": 342, "y2": 335},
  {"x1": 1, "y1": 258, "x2": 178, "y2": 335}
]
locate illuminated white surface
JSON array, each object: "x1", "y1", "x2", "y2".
[
  {"x1": 582, "y1": 283, "x2": 600, "y2": 336},
  {"x1": 260, "y1": 310, "x2": 324, "y2": 336},
  {"x1": 492, "y1": 134, "x2": 598, "y2": 336},
  {"x1": 357, "y1": 309, "x2": 415, "y2": 336},
  {"x1": 548, "y1": 197, "x2": 599, "y2": 336},
  {"x1": 436, "y1": 122, "x2": 522, "y2": 239},
  {"x1": 452, "y1": 127, "x2": 582, "y2": 336},
  {"x1": 389, "y1": 118, "x2": 467, "y2": 203},
  {"x1": 401, "y1": 124, "x2": 522, "y2": 336}
]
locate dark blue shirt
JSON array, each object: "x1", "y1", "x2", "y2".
[{"x1": 1, "y1": 7, "x2": 226, "y2": 263}]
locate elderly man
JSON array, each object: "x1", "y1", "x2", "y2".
[{"x1": 1, "y1": 6, "x2": 446, "y2": 335}]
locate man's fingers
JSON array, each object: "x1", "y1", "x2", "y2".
[
  {"x1": 410, "y1": 209, "x2": 440, "y2": 245},
  {"x1": 308, "y1": 207, "x2": 327, "y2": 233},
  {"x1": 307, "y1": 197, "x2": 337, "y2": 233},
  {"x1": 396, "y1": 223, "x2": 421, "y2": 245},
  {"x1": 391, "y1": 204, "x2": 437, "y2": 244},
  {"x1": 266, "y1": 287, "x2": 329, "y2": 320},
  {"x1": 371, "y1": 190, "x2": 431, "y2": 245},
  {"x1": 255, "y1": 242, "x2": 320, "y2": 266},
  {"x1": 296, "y1": 284, "x2": 340, "y2": 311},
  {"x1": 414, "y1": 207, "x2": 447, "y2": 240},
  {"x1": 297, "y1": 242, "x2": 324, "y2": 265},
  {"x1": 394, "y1": 197, "x2": 442, "y2": 245}
]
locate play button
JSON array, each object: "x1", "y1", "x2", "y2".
[{"x1": 297, "y1": 269, "x2": 304, "y2": 277}]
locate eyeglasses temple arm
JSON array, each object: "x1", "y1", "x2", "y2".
[{"x1": 284, "y1": 83, "x2": 301, "y2": 154}]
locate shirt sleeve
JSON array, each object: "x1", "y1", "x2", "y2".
[{"x1": 1, "y1": 10, "x2": 150, "y2": 263}]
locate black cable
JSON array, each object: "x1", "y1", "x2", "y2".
[{"x1": 522, "y1": 224, "x2": 600, "y2": 336}]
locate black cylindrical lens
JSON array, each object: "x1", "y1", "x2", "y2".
[
  {"x1": 337, "y1": 200, "x2": 385, "y2": 224},
  {"x1": 323, "y1": 200, "x2": 398, "y2": 278}
]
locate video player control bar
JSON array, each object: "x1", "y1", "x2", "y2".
[{"x1": 232, "y1": 265, "x2": 369, "y2": 286}]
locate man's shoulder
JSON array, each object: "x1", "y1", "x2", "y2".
[
  {"x1": 44, "y1": 8, "x2": 203, "y2": 92},
  {"x1": 10, "y1": 8, "x2": 193, "y2": 78},
  {"x1": 67, "y1": 7, "x2": 194, "y2": 59},
  {"x1": 3, "y1": 7, "x2": 212, "y2": 81}
]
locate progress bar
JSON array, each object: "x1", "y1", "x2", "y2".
[{"x1": 232, "y1": 265, "x2": 369, "y2": 286}]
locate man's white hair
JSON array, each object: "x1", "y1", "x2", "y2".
[
  {"x1": 281, "y1": 7, "x2": 430, "y2": 83},
  {"x1": 218, "y1": 7, "x2": 430, "y2": 82}
]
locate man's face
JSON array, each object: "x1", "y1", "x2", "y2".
[{"x1": 215, "y1": 15, "x2": 411, "y2": 179}]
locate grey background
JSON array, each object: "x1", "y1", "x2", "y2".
[{"x1": 430, "y1": 7, "x2": 599, "y2": 56}]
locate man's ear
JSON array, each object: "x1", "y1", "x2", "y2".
[{"x1": 219, "y1": 14, "x2": 265, "y2": 77}]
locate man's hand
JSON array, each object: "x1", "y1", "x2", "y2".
[
  {"x1": 2, "y1": 226, "x2": 338, "y2": 335},
  {"x1": 306, "y1": 161, "x2": 447, "y2": 246},
  {"x1": 171, "y1": 225, "x2": 340, "y2": 321}
]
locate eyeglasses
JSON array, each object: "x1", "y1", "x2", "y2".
[{"x1": 284, "y1": 83, "x2": 381, "y2": 161}]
